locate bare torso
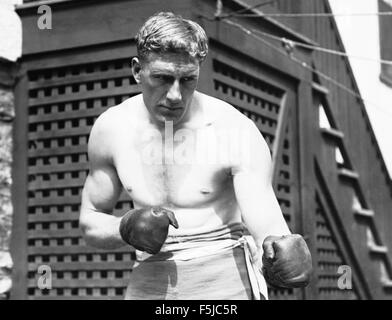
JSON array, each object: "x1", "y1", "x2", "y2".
[{"x1": 105, "y1": 92, "x2": 248, "y2": 236}]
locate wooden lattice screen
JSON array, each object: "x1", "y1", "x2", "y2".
[
  {"x1": 26, "y1": 58, "x2": 138, "y2": 299},
  {"x1": 314, "y1": 194, "x2": 359, "y2": 299}
]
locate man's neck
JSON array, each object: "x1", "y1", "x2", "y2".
[{"x1": 152, "y1": 92, "x2": 214, "y2": 131}]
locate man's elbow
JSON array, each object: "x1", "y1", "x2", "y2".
[
  {"x1": 79, "y1": 215, "x2": 125, "y2": 249},
  {"x1": 79, "y1": 225, "x2": 112, "y2": 249},
  {"x1": 79, "y1": 213, "x2": 105, "y2": 248},
  {"x1": 79, "y1": 221, "x2": 100, "y2": 248}
]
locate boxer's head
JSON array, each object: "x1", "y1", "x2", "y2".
[
  {"x1": 135, "y1": 11, "x2": 208, "y2": 64},
  {"x1": 132, "y1": 12, "x2": 209, "y2": 126}
]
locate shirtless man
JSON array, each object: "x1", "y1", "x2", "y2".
[{"x1": 79, "y1": 12, "x2": 312, "y2": 300}]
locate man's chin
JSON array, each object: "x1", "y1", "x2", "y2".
[{"x1": 156, "y1": 113, "x2": 184, "y2": 126}]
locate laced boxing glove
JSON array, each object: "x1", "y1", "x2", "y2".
[
  {"x1": 119, "y1": 207, "x2": 179, "y2": 254},
  {"x1": 262, "y1": 234, "x2": 312, "y2": 288}
]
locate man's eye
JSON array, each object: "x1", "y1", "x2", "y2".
[
  {"x1": 153, "y1": 75, "x2": 170, "y2": 81},
  {"x1": 182, "y1": 77, "x2": 196, "y2": 82}
]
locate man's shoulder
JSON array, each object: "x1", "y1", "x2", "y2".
[
  {"x1": 89, "y1": 95, "x2": 143, "y2": 153},
  {"x1": 93, "y1": 94, "x2": 142, "y2": 131},
  {"x1": 198, "y1": 92, "x2": 251, "y2": 126}
]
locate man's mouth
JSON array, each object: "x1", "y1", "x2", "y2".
[{"x1": 158, "y1": 105, "x2": 182, "y2": 111}]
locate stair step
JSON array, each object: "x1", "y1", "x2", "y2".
[
  {"x1": 354, "y1": 208, "x2": 375, "y2": 218},
  {"x1": 312, "y1": 82, "x2": 330, "y2": 95},
  {"x1": 320, "y1": 127, "x2": 344, "y2": 140},
  {"x1": 381, "y1": 278, "x2": 392, "y2": 288},
  {"x1": 368, "y1": 243, "x2": 388, "y2": 254},
  {"x1": 338, "y1": 168, "x2": 359, "y2": 180}
]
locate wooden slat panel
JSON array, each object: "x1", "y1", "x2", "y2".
[
  {"x1": 29, "y1": 107, "x2": 109, "y2": 124},
  {"x1": 28, "y1": 279, "x2": 129, "y2": 288},
  {"x1": 214, "y1": 87, "x2": 280, "y2": 121},
  {"x1": 29, "y1": 145, "x2": 87, "y2": 158},
  {"x1": 252, "y1": 119, "x2": 278, "y2": 138},
  {"x1": 317, "y1": 268, "x2": 341, "y2": 277},
  {"x1": 29, "y1": 195, "x2": 82, "y2": 206},
  {"x1": 317, "y1": 277, "x2": 340, "y2": 289},
  {"x1": 28, "y1": 162, "x2": 89, "y2": 174},
  {"x1": 28, "y1": 245, "x2": 132, "y2": 255},
  {"x1": 317, "y1": 252, "x2": 343, "y2": 264},
  {"x1": 28, "y1": 213, "x2": 79, "y2": 222},
  {"x1": 29, "y1": 68, "x2": 133, "y2": 89},
  {"x1": 275, "y1": 189, "x2": 291, "y2": 203},
  {"x1": 275, "y1": 174, "x2": 291, "y2": 186},
  {"x1": 28, "y1": 228, "x2": 83, "y2": 239},
  {"x1": 28, "y1": 261, "x2": 133, "y2": 271},
  {"x1": 317, "y1": 239, "x2": 339, "y2": 251},
  {"x1": 29, "y1": 177, "x2": 86, "y2": 191},
  {"x1": 210, "y1": 52, "x2": 288, "y2": 92},
  {"x1": 28, "y1": 85, "x2": 140, "y2": 107},
  {"x1": 18, "y1": 0, "x2": 192, "y2": 55},
  {"x1": 202, "y1": 18, "x2": 305, "y2": 80},
  {"x1": 29, "y1": 126, "x2": 91, "y2": 139},
  {"x1": 213, "y1": 73, "x2": 282, "y2": 105},
  {"x1": 278, "y1": 163, "x2": 291, "y2": 174},
  {"x1": 28, "y1": 188, "x2": 129, "y2": 205},
  {"x1": 30, "y1": 295, "x2": 123, "y2": 300},
  {"x1": 316, "y1": 226, "x2": 333, "y2": 238}
]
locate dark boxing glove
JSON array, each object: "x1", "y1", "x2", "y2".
[
  {"x1": 119, "y1": 207, "x2": 179, "y2": 254},
  {"x1": 262, "y1": 234, "x2": 312, "y2": 288}
]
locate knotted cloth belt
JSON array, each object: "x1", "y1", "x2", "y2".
[{"x1": 134, "y1": 222, "x2": 268, "y2": 300}]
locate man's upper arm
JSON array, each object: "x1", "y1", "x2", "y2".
[
  {"x1": 232, "y1": 118, "x2": 290, "y2": 245},
  {"x1": 80, "y1": 111, "x2": 122, "y2": 218}
]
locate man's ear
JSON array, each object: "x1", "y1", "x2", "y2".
[{"x1": 131, "y1": 57, "x2": 142, "y2": 84}]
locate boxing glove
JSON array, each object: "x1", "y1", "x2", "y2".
[
  {"x1": 119, "y1": 207, "x2": 179, "y2": 254},
  {"x1": 262, "y1": 234, "x2": 312, "y2": 288}
]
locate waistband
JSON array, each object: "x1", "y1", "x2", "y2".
[
  {"x1": 134, "y1": 222, "x2": 268, "y2": 300},
  {"x1": 135, "y1": 222, "x2": 244, "y2": 262}
]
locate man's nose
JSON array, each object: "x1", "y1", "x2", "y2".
[{"x1": 167, "y1": 80, "x2": 182, "y2": 104}]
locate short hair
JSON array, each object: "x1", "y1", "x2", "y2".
[{"x1": 136, "y1": 12, "x2": 209, "y2": 63}]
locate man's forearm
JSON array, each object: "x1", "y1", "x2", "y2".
[
  {"x1": 80, "y1": 210, "x2": 127, "y2": 249},
  {"x1": 242, "y1": 206, "x2": 291, "y2": 252}
]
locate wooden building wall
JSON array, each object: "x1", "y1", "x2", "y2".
[
  {"x1": 276, "y1": 0, "x2": 392, "y2": 299},
  {"x1": 11, "y1": 0, "x2": 392, "y2": 299}
]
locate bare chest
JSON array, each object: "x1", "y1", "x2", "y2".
[{"x1": 114, "y1": 127, "x2": 234, "y2": 207}]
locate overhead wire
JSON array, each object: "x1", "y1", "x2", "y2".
[
  {"x1": 248, "y1": 29, "x2": 392, "y2": 66},
  {"x1": 216, "y1": 0, "x2": 277, "y2": 19},
  {"x1": 226, "y1": 12, "x2": 392, "y2": 18},
  {"x1": 199, "y1": 14, "x2": 392, "y2": 117},
  {"x1": 223, "y1": 19, "x2": 392, "y2": 118},
  {"x1": 213, "y1": 1, "x2": 392, "y2": 66},
  {"x1": 214, "y1": 0, "x2": 392, "y2": 18}
]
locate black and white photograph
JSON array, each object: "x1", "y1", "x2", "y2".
[{"x1": 1, "y1": 0, "x2": 392, "y2": 304}]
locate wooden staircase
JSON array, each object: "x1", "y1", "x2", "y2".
[{"x1": 313, "y1": 86, "x2": 392, "y2": 298}]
